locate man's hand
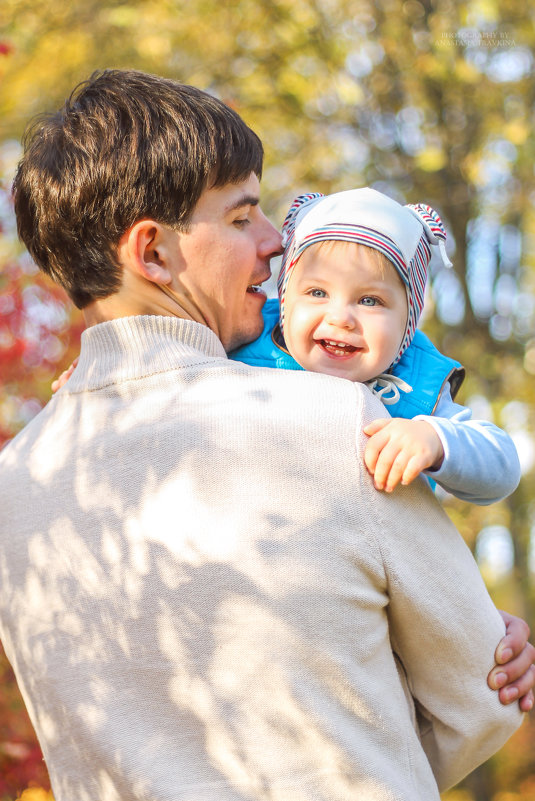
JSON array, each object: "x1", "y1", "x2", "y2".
[
  {"x1": 489, "y1": 611, "x2": 535, "y2": 711},
  {"x1": 51, "y1": 358, "x2": 78, "y2": 393},
  {"x1": 363, "y1": 417, "x2": 444, "y2": 492}
]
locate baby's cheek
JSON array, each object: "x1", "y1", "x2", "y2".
[{"x1": 285, "y1": 309, "x2": 313, "y2": 356}]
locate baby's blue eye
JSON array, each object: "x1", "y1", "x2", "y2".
[
  {"x1": 360, "y1": 296, "x2": 379, "y2": 306},
  {"x1": 309, "y1": 288, "x2": 327, "y2": 298}
]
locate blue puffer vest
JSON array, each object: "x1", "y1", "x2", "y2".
[
  {"x1": 229, "y1": 298, "x2": 465, "y2": 417},
  {"x1": 230, "y1": 299, "x2": 303, "y2": 371}
]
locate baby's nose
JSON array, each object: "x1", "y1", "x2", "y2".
[{"x1": 326, "y1": 304, "x2": 355, "y2": 328}]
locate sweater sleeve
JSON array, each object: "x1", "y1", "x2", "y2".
[
  {"x1": 356, "y1": 387, "x2": 523, "y2": 791},
  {"x1": 414, "y1": 385, "x2": 521, "y2": 505},
  {"x1": 369, "y1": 478, "x2": 524, "y2": 790}
]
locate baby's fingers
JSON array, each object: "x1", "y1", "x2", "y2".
[
  {"x1": 51, "y1": 357, "x2": 78, "y2": 393},
  {"x1": 376, "y1": 447, "x2": 432, "y2": 493},
  {"x1": 363, "y1": 418, "x2": 391, "y2": 437},
  {"x1": 364, "y1": 428, "x2": 392, "y2": 475},
  {"x1": 51, "y1": 366, "x2": 73, "y2": 393},
  {"x1": 382, "y1": 452, "x2": 410, "y2": 492},
  {"x1": 381, "y1": 449, "x2": 429, "y2": 492},
  {"x1": 372, "y1": 442, "x2": 405, "y2": 491},
  {"x1": 401, "y1": 454, "x2": 433, "y2": 487}
]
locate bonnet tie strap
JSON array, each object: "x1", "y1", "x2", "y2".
[{"x1": 365, "y1": 374, "x2": 413, "y2": 406}]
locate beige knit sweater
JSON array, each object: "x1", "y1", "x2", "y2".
[{"x1": 0, "y1": 315, "x2": 522, "y2": 801}]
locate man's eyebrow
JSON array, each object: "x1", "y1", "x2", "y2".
[{"x1": 224, "y1": 194, "x2": 260, "y2": 213}]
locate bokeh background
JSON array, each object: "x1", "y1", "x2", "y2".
[{"x1": 0, "y1": 0, "x2": 534, "y2": 799}]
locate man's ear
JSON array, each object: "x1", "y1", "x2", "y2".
[{"x1": 119, "y1": 220, "x2": 176, "y2": 285}]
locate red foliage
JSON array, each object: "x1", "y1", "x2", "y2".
[
  {"x1": 0, "y1": 645, "x2": 50, "y2": 798},
  {"x1": 0, "y1": 253, "x2": 83, "y2": 451}
]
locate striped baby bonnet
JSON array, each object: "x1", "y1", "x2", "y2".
[{"x1": 277, "y1": 188, "x2": 451, "y2": 364}]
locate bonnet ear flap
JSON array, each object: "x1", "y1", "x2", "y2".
[
  {"x1": 281, "y1": 193, "x2": 325, "y2": 246},
  {"x1": 405, "y1": 203, "x2": 452, "y2": 268}
]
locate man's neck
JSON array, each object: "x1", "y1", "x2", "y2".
[{"x1": 83, "y1": 270, "x2": 209, "y2": 329}]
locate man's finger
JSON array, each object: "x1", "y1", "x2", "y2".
[
  {"x1": 519, "y1": 688, "x2": 534, "y2": 712},
  {"x1": 496, "y1": 612, "x2": 530, "y2": 662},
  {"x1": 498, "y1": 664, "x2": 535, "y2": 706},
  {"x1": 489, "y1": 642, "x2": 535, "y2": 686}
]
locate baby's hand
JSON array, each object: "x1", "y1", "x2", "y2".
[
  {"x1": 363, "y1": 417, "x2": 444, "y2": 492},
  {"x1": 51, "y1": 357, "x2": 79, "y2": 393}
]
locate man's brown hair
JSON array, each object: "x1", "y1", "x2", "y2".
[{"x1": 13, "y1": 69, "x2": 264, "y2": 308}]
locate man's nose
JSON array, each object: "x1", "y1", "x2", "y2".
[{"x1": 259, "y1": 215, "x2": 283, "y2": 258}]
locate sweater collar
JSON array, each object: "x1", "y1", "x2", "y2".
[{"x1": 64, "y1": 315, "x2": 227, "y2": 393}]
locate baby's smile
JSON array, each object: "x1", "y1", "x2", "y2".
[{"x1": 316, "y1": 339, "x2": 360, "y2": 358}]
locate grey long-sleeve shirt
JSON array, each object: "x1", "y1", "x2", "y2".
[{"x1": 419, "y1": 387, "x2": 521, "y2": 504}]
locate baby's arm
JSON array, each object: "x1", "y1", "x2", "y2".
[{"x1": 364, "y1": 385, "x2": 521, "y2": 504}]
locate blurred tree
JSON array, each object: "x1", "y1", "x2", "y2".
[{"x1": 0, "y1": 0, "x2": 534, "y2": 798}]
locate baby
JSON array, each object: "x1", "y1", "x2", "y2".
[{"x1": 230, "y1": 188, "x2": 521, "y2": 504}]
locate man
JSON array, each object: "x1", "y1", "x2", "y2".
[{"x1": 1, "y1": 69, "x2": 533, "y2": 801}]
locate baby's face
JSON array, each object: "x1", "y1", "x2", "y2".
[{"x1": 283, "y1": 243, "x2": 408, "y2": 383}]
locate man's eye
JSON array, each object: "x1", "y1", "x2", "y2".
[
  {"x1": 308, "y1": 288, "x2": 327, "y2": 298},
  {"x1": 233, "y1": 218, "x2": 250, "y2": 228}
]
